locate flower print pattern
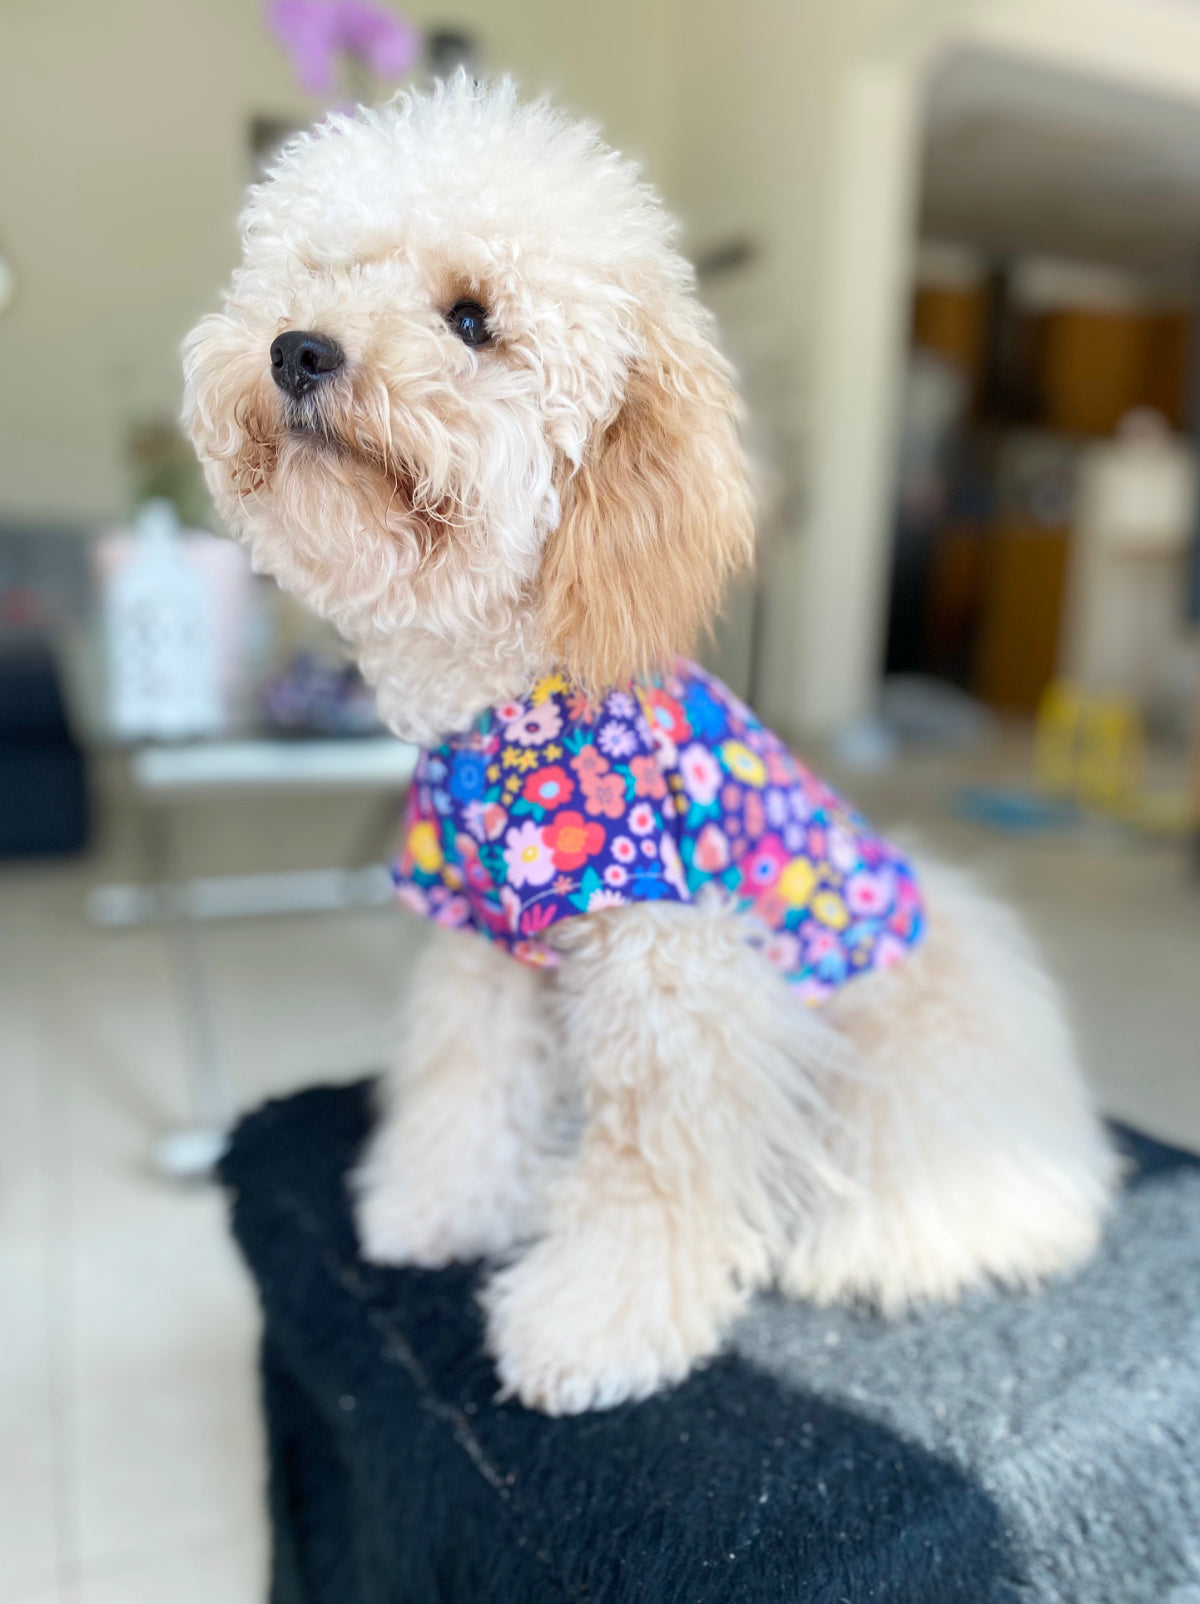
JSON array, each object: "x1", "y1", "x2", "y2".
[
  {"x1": 393, "y1": 661, "x2": 924, "y2": 994},
  {"x1": 597, "y1": 720, "x2": 637, "y2": 760}
]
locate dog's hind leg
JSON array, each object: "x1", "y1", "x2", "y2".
[
  {"x1": 480, "y1": 898, "x2": 848, "y2": 1414},
  {"x1": 779, "y1": 859, "x2": 1118, "y2": 1312},
  {"x1": 353, "y1": 926, "x2": 567, "y2": 1268}
]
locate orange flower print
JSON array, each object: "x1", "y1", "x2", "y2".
[
  {"x1": 544, "y1": 810, "x2": 606, "y2": 871},
  {"x1": 582, "y1": 770, "x2": 625, "y2": 820},
  {"x1": 629, "y1": 753, "x2": 667, "y2": 799},
  {"x1": 570, "y1": 744, "x2": 609, "y2": 782}
]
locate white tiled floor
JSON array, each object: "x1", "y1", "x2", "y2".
[{"x1": 1, "y1": 746, "x2": 1197, "y2": 1602}]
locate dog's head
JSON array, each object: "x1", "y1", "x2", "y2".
[{"x1": 183, "y1": 76, "x2": 753, "y2": 739}]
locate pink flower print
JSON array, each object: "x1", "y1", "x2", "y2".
[
  {"x1": 499, "y1": 884, "x2": 522, "y2": 933},
  {"x1": 519, "y1": 902, "x2": 558, "y2": 937},
  {"x1": 503, "y1": 821, "x2": 556, "y2": 888},
  {"x1": 763, "y1": 931, "x2": 802, "y2": 973},
  {"x1": 846, "y1": 868, "x2": 896, "y2": 919},
  {"x1": 659, "y1": 833, "x2": 689, "y2": 897},
  {"x1": 628, "y1": 801, "x2": 657, "y2": 836},
  {"x1": 570, "y1": 744, "x2": 610, "y2": 783},
  {"x1": 597, "y1": 720, "x2": 637, "y2": 760},
  {"x1": 806, "y1": 824, "x2": 827, "y2": 862},
  {"x1": 797, "y1": 975, "x2": 834, "y2": 1006},
  {"x1": 432, "y1": 894, "x2": 472, "y2": 929},
  {"x1": 611, "y1": 835, "x2": 637, "y2": 864},
  {"x1": 828, "y1": 823, "x2": 858, "y2": 876},
  {"x1": 765, "y1": 748, "x2": 795, "y2": 787},
  {"x1": 740, "y1": 834, "x2": 790, "y2": 893},
  {"x1": 743, "y1": 790, "x2": 765, "y2": 841},
  {"x1": 512, "y1": 938, "x2": 559, "y2": 967},
  {"x1": 721, "y1": 782, "x2": 742, "y2": 814},
  {"x1": 566, "y1": 690, "x2": 597, "y2": 725},
  {"x1": 693, "y1": 822, "x2": 730, "y2": 874},
  {"x1": 603, "y1": 863, "x2": 629, "y2": 888},
  {"x1": 872, "y1": 932, "x2": 908, "y2": 969},
  {"x1": 789, "y1": 787, "x2": 813, "y2": 824},
  {"x1": 552, "y1": 874, "x2": 574, "y2": 895},
  {"x1": 639, "y1": 837, "x2": 658, "y2": 857},
  {"x1": 586, "y1": 887, "x2": 626, "y2": 911},
  {"x1": 504, "y1": 700, "x2": 562, "y2": 747},
  {"x1": 455, "y1": 834, "x2": 492, "y2": 895},
  {"x1": 482, "y1": 803, "x2": 508, "y2": 841},
  {"x1": 805, "y1": 928, "x2": 840, "y2": 963},
  {"x1": 629, "y1": 754, "x2": 667, "y2": 799},
  {"x1": 679, "y1": 742, "x2": 722, "y2": 806},
  {"x1": 495, "y1": 701, "x2": 524, "y2": 724},
  {"x1": 582, "y1": 770, "x2": 626, "y2": 820},
  {"x1": 463, "y1": 800, "x2": 487, "y2": 841},
  {"x1": 395, "y1": 882, "x2": 428, "y2": 916}
]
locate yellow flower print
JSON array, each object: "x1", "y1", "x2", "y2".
[
  {"x1": 486, "y1": 764, "x2": 500, "y2": 782},
  {"x1": 543, "y1": 742, "x2": 563, "y2": 761},
  {"x1": 408, "y1": 821, "x2": 443, "y2": 875},
  {"x1": 514, "y1": 749, "x2": 539, "y2": 772},
  {"x1": 501, "y1": 745, "x2": 523, "y2": 769},
  {"x1": 442, "y1": 864, "x2": 464, "y2": 891},
  {"x1": 721, "y1": 740, "x2": 767, "y2": 788},
  {"x1": 675, "y1": 793, "x2": 688, "y2": 815},
  {"x1": 778, "y1": 856, "x2": 816, "y2": 908},
  {"x1": 811, "y1": 890, "x2": 849, "y2": 930},
  {"x1": 530, "y1": 671, "x2": 568, "y2": 704}
]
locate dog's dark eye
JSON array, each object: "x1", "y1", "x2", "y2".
[{"x1": 446, "y1": 300, "x2": 491, "y2": 347}]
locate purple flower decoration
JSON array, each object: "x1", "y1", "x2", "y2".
[{"x1": 268, "y1": 0, "x2": 421, "y2": 96}]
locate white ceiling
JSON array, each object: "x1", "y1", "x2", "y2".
[{"x1": 921, "y1": 47, "x2": 1200, "y2": 287}]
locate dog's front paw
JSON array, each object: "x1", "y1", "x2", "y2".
[
  {"x1": 354, "y1": 1176, "x2": 473, "y2": 1269},
  {"x1": 354, "y1": 1149, "x2": 539, "y2": 1270},
  {"x1": 481, "y1": 1205, "x2": 742, "y2": 1414}
]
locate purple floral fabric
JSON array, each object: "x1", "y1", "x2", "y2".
[{"x1": 393, "y1": 661, "x2": 924, "y2": 1003}]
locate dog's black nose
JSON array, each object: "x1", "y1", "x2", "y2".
[{"x1": 270, "y1": 330, "x2": 345, "y2": 397}]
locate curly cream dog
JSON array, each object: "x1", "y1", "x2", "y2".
[{"x1": 183, "y1": 76, "x2": 1116, "y2": 1415}]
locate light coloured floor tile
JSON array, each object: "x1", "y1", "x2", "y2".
[
  {"x1": 76, "y1": 1523, "x2": 265, "y2": 1604},
  {"x1": 65, "y1": 1198, "x2": 261, "y2": 1571}
]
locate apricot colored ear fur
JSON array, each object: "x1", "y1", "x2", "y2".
[{"x1": 538, "y1": 325, "x2": 754, "y2": 694}]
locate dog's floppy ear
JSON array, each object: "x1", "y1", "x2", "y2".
[{"x1": 538, "y1": 317, "x2": 755, "y2": 695}]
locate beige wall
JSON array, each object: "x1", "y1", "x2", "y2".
[{"x1": 0, "y1": 0, "x2": 680, "y2": 522}]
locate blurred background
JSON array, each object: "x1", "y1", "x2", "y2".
[{"x1": 2, "y1": 1, "x2": 1199, "y2": 1599}]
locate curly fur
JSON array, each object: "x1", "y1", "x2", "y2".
[{"x1": 183, "y1": 75, "x2": 1116, "y2": 1415}]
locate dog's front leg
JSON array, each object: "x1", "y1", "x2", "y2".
[
  {"x1": 482, "y1": 901, "x2": 837, "y2": 1414},
  {"x1": 354, "y1": 926, "x2": 564, "y2": 1267}
]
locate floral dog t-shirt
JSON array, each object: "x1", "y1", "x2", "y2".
[{"x1": 393, "y1": 660, "x2": 924, "y2": 1004}]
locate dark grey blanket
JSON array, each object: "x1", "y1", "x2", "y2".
[{"x1": 221, "y1": 1082, "x2": 1200, "y2": 1604}]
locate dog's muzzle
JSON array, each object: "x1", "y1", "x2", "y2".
[{"x1": 270, "y1": 330, "x2": 345, "y2": 400}]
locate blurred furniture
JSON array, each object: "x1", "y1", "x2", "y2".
[
  {"x1": 1062, "y1": 416, "x2": 1197, "y2": 704},
  {"x1": 95, "y1": 499, "x2": 252, "y2": 740},
  {"x1": 88, "y1": 736, "x2": 416, "y2": 1178},
  {"x1": 973, "y1": 517, "x2": 1071, "y2": 711},
  {"x1": 0, "y1": 644, "x2": 89, "y2": 857},
  {"x1": 224, "y1": 1080, "x2": 1200, "y2": 1604}
]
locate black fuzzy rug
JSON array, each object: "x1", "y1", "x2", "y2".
[{"x1": 221, "y1": 1082, "x2": 1200, "y2": 1604}]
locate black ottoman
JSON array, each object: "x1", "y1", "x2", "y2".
[{"x1": 221, "y1": 1083, "x2": 1200, "y2": 1604}]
